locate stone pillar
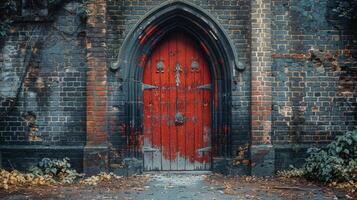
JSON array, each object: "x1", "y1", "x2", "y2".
[
  {"x1": 84, "y1": 0, "x2": 109, "y2": 175},
  {"x1": 250, "y1": 0, "x2": 274, "y2": 176}
]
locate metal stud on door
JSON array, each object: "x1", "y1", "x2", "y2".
[{"x1": 143, "y1": 31, "x2": 212, "y2": 171}]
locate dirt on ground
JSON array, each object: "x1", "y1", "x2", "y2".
[
  {"x1": 0, "y1": 175, "x2": 150, "y2": 200},
  {"x1": 0, "y1": 173, "x2": 354, "y2": 200},
  {"x1": 205, "y1": 173, "x2": 354, "y2": 200}
]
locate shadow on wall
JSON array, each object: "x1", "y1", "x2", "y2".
[
  {"x1": 0, "y1": 2, "x2": 87, "y2": 145},
  {"x1": 273, "y1": 49, "x2": 357, "y2": 144},
  {"x1": 272, "y1": 0, "x2": 357, "y2": 145},
  {"x1": 326, "y1": 0, "x2": 357, "y2": 30}
]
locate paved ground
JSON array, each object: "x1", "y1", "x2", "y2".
[
  {"x1": 122, "y1": 172, "x2": 236, "y2": 200},
  {"x1": 1, "y1": 172, "x2": 343, "y2": 200},
  {"x1": 121, "y1": 172, "x2": 337, "y2": 200}
]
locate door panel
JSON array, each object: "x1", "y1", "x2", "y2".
[{"x1": 143, "y1": 31, "x2": 212, "y2": 170}]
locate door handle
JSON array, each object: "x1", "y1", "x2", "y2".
[
  {"x1": 175, "y1": 112, "x2": 185, "y2": 125},
  {"x1": 197, "y1": 146, "x2": 211, "y2": 152}
]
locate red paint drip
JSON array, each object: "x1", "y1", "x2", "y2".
[
  {"x1": 139, "y1": 25, "x2": 157, "y2": 45},
  {"x1": 200, "y1": 41, "x2": 210, "y2": 55},
  {"x1": 143, "y1": 31, "x2": 212, "y2": 167}
]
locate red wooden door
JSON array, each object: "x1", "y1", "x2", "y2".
[{"x1": 143, "y1": 31, "x2": 212, "y2": 170}]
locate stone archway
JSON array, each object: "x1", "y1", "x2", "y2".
[{"x1": 111, "y1": 0, "x2": 245, "y2": 171}]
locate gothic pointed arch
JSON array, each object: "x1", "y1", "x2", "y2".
[
  {"x1": 111, "y1": 0, "x2": 244, "y2": 76},
  {"x1": 113, "y1": 0, "x2": 243, "y2": 165}
]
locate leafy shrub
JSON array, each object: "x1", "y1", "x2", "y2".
[
  {"x1": 278, "y1": 129, "x2": 357, "y2": 184},
  {"x1": 328, "y1": 130, "x2": 357, "y2": 161},
  {"x1": 303, "y1": 147, "x2": 345, "y2": 182},
  {"x1": 303, "y1": 129, "x2": 357, "y2": 183},
  {"x1": 29, "y1": 157, "x2": 83, "y2": 184}
]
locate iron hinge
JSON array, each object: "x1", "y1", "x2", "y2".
[
  {"x1": 197, "y1": 84, "x2": 211, "y2": 90},
  {"x1": 142, "y1": 83, "x2": 158, "y2": 90},
  {"x1": 197, "y1": 146, "x2": 211, "y2": 152},
  {"x1": 143, "y1": 146, "x2": 159, "y2": 152}
]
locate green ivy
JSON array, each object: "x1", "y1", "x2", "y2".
[
  {"x1": 29, "y1": 157, "x2": 83, "y2": 184},
  {"x1": 278, "y1": 129, "x2": 357, "y2": 184},
  {"x1": 303, "y1": 129, "x2": 357, "y2": 183},
  {"x1": 328, "y1": 130, "x2": 357, "y2": 161}
]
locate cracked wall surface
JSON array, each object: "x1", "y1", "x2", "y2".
[
  {"x1": 0, "y1": 2, "x2": 87, "y2": 171},
  {"x1": 271, "y1": 0, "x2": 357, "y2": 171},
  {"x1": 0, "y1": 0, "x2": 356, "y2": 174}
]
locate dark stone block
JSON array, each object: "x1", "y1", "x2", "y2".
[
  {"x1": 251, "y1": 145, "x2": 275, "y2": 176},
  {"x1": 212, "y1": 157, "x2": 229, "y2": 174},
  {"x1": 83, "y1": 145, "x2": 109, "y2": 175}
]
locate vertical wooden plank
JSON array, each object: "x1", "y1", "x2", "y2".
[
  {"x1": 176, "y1": 33, "x2": 186, "y2": 170},
  {"x1": 198, "y1": 56, "x2": 205, "y2": 170},
  {"x1": 143, "y1": 31, "x2": 212, "y2": 171},
  {"x1": 185, "y1": 35, "x2": 195, "y2": 170},
  {"x1": 143, "y1": 58, "x2": 153, "y2": 170},
  {"x1": 182, "y1": 34, "x2": 188, "y2": 170},
  {"x1": 194, "y1": 44, "x2": 204, "y2": 170},
  {"x1": 151, "y1": 42, "x2": 162, "y2": 170},
  {"x1": 168, "y1": 34, "x2": 178, "y2": 170},
  {"x1": 192, "y1": 41, "x2": 199, "y2": 170},
  {"x1": 201, "y1": 50, "x2": 212, "y2": 170},
  {"x1": 160, "y1": 37, "x2": 171, "y2": 170}
]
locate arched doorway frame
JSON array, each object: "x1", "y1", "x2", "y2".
[{"x1": 112, "y1": 0, "x2": 245, "y2": 168}]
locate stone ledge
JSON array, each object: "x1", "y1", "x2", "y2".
[
  {"x1": 111, "y1": 158, "x2": 143, "y2": 176},
  {"x1": 212, "y1": 157, "x2": 250, "y2": 176},
  {"x1": 83, "y1": 144, "x2": 109, "y2": 175},
  {"x1": 250, "y1": 145, "x2": 275, "y2": 176}
]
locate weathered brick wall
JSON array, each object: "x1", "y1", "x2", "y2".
[
  {"x1": 250, "y1": 0, "x2": 275, "y2": 176},
  {"x1": 271, "y1": 0, "x2": 357, "y2": 170},
  {"x1": 106, "y1": 0, "x2": 252, "y2": 161},
  {"x1": 84, "y1": 0, "x2": 110, "y2": 174},
  {"x1": 0, "y1": 0, "x2": 355, "y2": 174},
  {"x1": 251, "y1": 0, "x2": 272, "y2": 146},
  {"x1": 0, "y1": 2, "x2": 87, "y2": 171},
  {"x1": 85, "y1": 0, "x2": 108, "y2": 146}
]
